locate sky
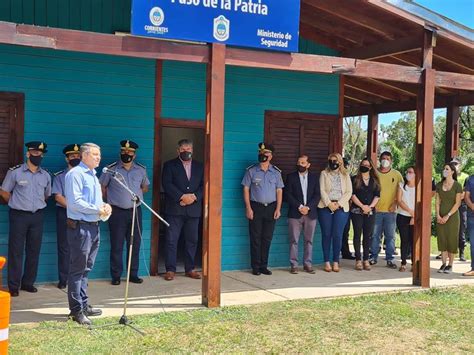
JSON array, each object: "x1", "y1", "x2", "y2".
[{"x1": 378, "y1": 0, "x2": 474, "y2": 127}]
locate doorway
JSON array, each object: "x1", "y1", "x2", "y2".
[{"x1": 158, "y1": 122, "x2": 205, "y2": 273}]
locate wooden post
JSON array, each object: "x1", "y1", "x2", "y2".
[
  {"x1": 202, "y1": 43, "x2": 225, "y2": 307},
  {"x1": 150, "y1": 60, "x2": 163, "y2": 276},
  {"x1": 413, "y1": 68, "x2": 435, "y2": 288},
  {"x1": 445, "y1": 98, "x2": 460, "y2": 162},
  {"x1": 367, "y1": 109, "x2": 379, "y2": 164},
  {"x1": 336, "y1": 75, "x2": 344, "y2": 154}
]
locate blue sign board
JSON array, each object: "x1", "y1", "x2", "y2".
[{"x1": 131, "y1": 0, "x2": 300, "y2": 53}]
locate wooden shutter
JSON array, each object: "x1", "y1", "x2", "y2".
[
  {"x1": 265, "y1": 111, "x2": 339, "y2": 179},
  {"x1": 0, "y1": 93, "x2": 24, "y2": 184}
]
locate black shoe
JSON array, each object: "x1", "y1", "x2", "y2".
[
  {"x1": 260, "y1": 268, "x2": 272, "y2": 275},
  {"x1": 10, "y1": 289, "x2": 19, "y2": 297},
  {"x1": 20, "y1": 285, "x2": 38, "y2": 293},
  {"x1": 459, "y1": 253, "x2": 466, "y2": 262},
  {"x1": 443, "y1": 265, "x2": 452, "y2": 274},
  {"x1": 342, "y1": 254, "x2": 356, "y2": 260},
  {"x1": 438, "y1": 264, "x2": 446, "y2": 273},
  {"x1": 129, "y1": 276, "x2": 143, "y2": 284},
  {"x1": 369, "y1": 259, "x2": 378, "y2": 266},
  {"x1": 111, "y1": 279, "x2": 121, "y2": 286},
  {"x1": 386, "y1": 261, "x2": 397, "y2": 269},
  {"x1": 84, "y1": 305, "x2": 102, "y2": 317},
  {"x1": 69, "y1": 311, "x2": 91, "y2": 326},
  {"x1": 57, "y1": 282, "x2": 67, "y2": 290},
  {"x1": 436, "y1": 253, "x2": 442, "y2": 260},
  {"x1": 252, "y1": 269, "x2": 261, "y2": 276}
]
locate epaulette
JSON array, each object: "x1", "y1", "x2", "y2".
[
  {"x1": 9, "y1": 164, "x2": 21, "y2": 171},
  {"x1": 246, "y1": 163, "x2": 257, "y2": 170},
  {"x1": 273, "y1": 165, "x2": 282, "y2": 173},
  {"x1": 107, "y1": 162, "x2": 118, "y2": 168},
  {"x1": 54, "y1": 170, "x2": 65, "y2": 176},
  {"x1": 136, "y1": 162, "x2": 146, "y2": 169},
  {"x1": 41, "y1": 168, "x2": 51, "y2": 175}
]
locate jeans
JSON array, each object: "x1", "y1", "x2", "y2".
[
  {"x1": 371, "y1": 212, "x2": 397, "y2": 262},
  {"x1": 468, "y1": 215, "x2": 474, "y2": 270},
  {"x1": 318, "y1": 208, "x2": 349, "y2": 263}
]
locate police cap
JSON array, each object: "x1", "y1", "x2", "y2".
[
  {"x1": 258, "y1": 142, "x2": 274, "y2": 154},
  {"x1": 120, "y1": 140, "x2": 139, "y2": 151},
  {"x1": 62, "y1": 144, "x2": 81, "y2": 156},
  {"x1": 25, "y1": 141, "x2": 47, "y2": 153}
]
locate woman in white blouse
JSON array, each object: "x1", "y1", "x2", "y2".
[{"x1": 318, "y1": 153, "x2": 352, "y2": 272}]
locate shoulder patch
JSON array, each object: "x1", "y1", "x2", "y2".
[
  {"x1": 246, "y1": 163, "x2": 257, "y2": 170},
  {"x1": 54, "y1": 170, "x2": 65, "y2": 176},
  {"x1": 9, "y1": 164, "x2": 21, "y2": 171},
  {"x1": 136, "y1": 162, "x2": 146, "y2": 169},
  {"x1": 107, "y1": 162, "x2": 118, "y2": 168},
  {"x1": 272, "y1": 165, "x2": 282, "y2": 173},
  {"x1": 41, "y1": 168, "x2": 51, "y2": 175}
]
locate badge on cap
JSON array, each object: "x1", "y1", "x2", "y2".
[
  {"x1": 125, "y1": 141, "x2": 130, "y2": 148},
  {"x1": 74, "y1": 144, "x2": 79, "y2": 152},
  {"x1": 39, "y1": 142, "x2": 44, "y2": 150}
]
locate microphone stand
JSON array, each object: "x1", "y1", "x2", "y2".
[{"x1": 92, "y1": 171, "x2": 169, "y2": 335}]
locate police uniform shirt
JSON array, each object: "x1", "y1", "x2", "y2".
[
  {"x1": 99, "y1": 161, "x2": 150, "y2": 209},
  {"x1": 52, "y1": 169, "x2": 68, "y2": 207},
  {"x1": 65, "y1": 161, "x2": 103, "y2": 222},
  {"x1": 1, "y1": 163, "x2": 51, "y2": 213},
  {"x1": 241, "y1": 164, "x2": 284, "y2": 204}
]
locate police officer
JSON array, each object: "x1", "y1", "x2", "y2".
[
  {"x1": 241, "y1": 143, "x2": 284, "y2": 276},
  {"x1": 99, "y1": 140, "x2": 150, "y2": 285},
  {"x1": 52, "y1": 144, "x2": 81, "y2": 289},
  {"x1": 0, "y1": 141, "x2": 51, "y2": 297}
]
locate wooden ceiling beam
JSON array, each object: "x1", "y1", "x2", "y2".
[
  {"x1": 342, "y1": 34, "x2": 422, "y2": 60},
  {"x1": 344, "y1": 87, "x2": 384, "y2": 104},
  {"x1": 299, "y1": 22, "x2": 349, "y2": 51},
  {"x1": 344, "y1": 77, "x2": 407, "y2": 101}
]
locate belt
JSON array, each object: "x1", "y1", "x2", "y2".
[
  {"x1": 251, "y1": 201, "x2": 276, "y2": 207},
  {"x1": 67, "y1": 218, "x2": 99, "y2": 226},
  {"x1": 11, "y1": 208, "x2": 44, "y2": 214}
]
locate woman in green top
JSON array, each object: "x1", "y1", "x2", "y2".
[{"x1": 435, "y1": 163, "x2": 463, "y2": 274}]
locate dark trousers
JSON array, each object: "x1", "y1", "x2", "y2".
[
  {"x1": 249, "y1": 201, "x2": 277, "y2": 271},
  {"x1": 8, "y1": 209, "x2": 44, "y2": 291},
  {"x1": 397, "y1": 214, "x2": 413, "y2": 265},
  {"x1": 109, "y1": 206, "x2": 142, "y2": 280},
  {"x1": 56, "y1": 207, "x2": 69, "y2": 285},
  {"x1": 67, "y1": 222, "x2": 100, "y2": 313},
  {"x1": 165, "y1": 215, "x2": 200, "y2": 273},
  {"x1": 351, "y1": 212, "x2": 375, "y2": 261},
  {"x1": 459, "y1": 203, "x2": 467, "y2": 252},
  {"x1": 341, "y1": 218, "x2": 351, "y2": 257},
  {"x1": 318, "y1": 207, "x2": 349, "y2": 263}
]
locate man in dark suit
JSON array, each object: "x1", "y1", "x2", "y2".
[
  {"x1": 284, "y1": 155, "x2": 320, "y2": 274},
  {"x1": 162, "y1": 139, "x2": 204, "y2": 281}
]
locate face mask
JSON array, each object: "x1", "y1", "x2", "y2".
[
  {"x1": 381, "y1": 159, "x2": 391, "y2": 168},
  {"x1": 69, "y1": 158, "x2": 81, "y2": 167},
  {"x1": 180, "y1": 151, "x2": 192, "y2": 161},
  {"x1": 297, "y1": 165, "x2": 307, "y2": 173},
  {"x1": 406, "y1": 173, "x2": 415, "y2": 181},
  {"x1": 29, "y1": 155, "x2": 43, "y2": 167},
  {"x1": 258, "y1": 154, "x2": 268, "y2": 163},
  {"x1": 328, "y1": 161, "x2": 339, "y2": 171},
  {"x1": 120, "y1": 154, "x2": 133, "y2": 164},
  {"x1": 442, "y1": 170, "x2": 450, "y2": 178},
  {"x1": 359, "y1": 166, "x2": 370, "y2": 173}
]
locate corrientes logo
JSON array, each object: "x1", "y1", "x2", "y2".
[{"x1": 149, "y1": 7, "x2": 165, "y2": 26}]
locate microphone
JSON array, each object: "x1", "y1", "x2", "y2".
[{"x1": 102, "y1": 167, "x2": 118, "y2": 176}]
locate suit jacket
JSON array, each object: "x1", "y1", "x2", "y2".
[
  {"x1": 162, "y1": 157, "x2": 204, "y2": 218},
  {"x1": 284, "y1": 171, "x2": 320, "y2": 219},
  {"x1": 317, "y1": 170, "x2": 353, "y2": 212}
]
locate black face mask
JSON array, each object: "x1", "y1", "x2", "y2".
[
  {"x1": 359, "y1": 166, "x2": 370, "y2": 173},
  {"x1": 258, "y1": 154, "x2": 268, "y2": 163},
  {"x1": 328, "y1": 161, "x2": 339, "y2": 171},
  {"x1": 29, "y1": 155, "x2": 43, "y2": 167},
  {"x1": 297, "y1": 165, "x2": 307, "y2": 173},
  {"x1": 69, "y1": 158, "x2": 81, "y2": 167},
  {"x1": 121, "y1": 154, "x2": 133, "y2": 164},
  {"x1": 180, "y1": 151, "x2": 192, "y2": 161}
]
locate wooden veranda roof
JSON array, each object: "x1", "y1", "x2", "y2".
[{"x1": 300, "y1": 0, "x2": 474, "y2": 116}]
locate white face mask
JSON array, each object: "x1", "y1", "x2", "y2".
[
  {"x1": 406, "y1": 173, "x2": 415, "y2": 181},
  {"x1": 381, "y1": 159, "x2": 391, "y2": 168},
  {"x1": 442, "y1": 169, "x2": 450, "y2": 178}
]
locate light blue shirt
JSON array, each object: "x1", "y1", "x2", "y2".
[
  {"x1": 52, "y1": 169, "x2": 68, "y2": 207},
  {"x1": 65, "y1": 161, "x2": 103, "y2": 222},
  {"x1": 1, "y1": 163, "x2": 51, "y2": 213},
  {"x1": 241, "y1": 164, "x2": 284, "y2": 204},
  {"x1": 99, "y1": 161, "x2": 150, "y2": 209}
]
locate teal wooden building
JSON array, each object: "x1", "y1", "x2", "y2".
[{"x1": 0, "y1": 1, "x2": 472, "y2": 305}]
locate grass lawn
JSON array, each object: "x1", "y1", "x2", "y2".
[{"x1": 10, "y1": 285, "x2": 474, "y2": 354}]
